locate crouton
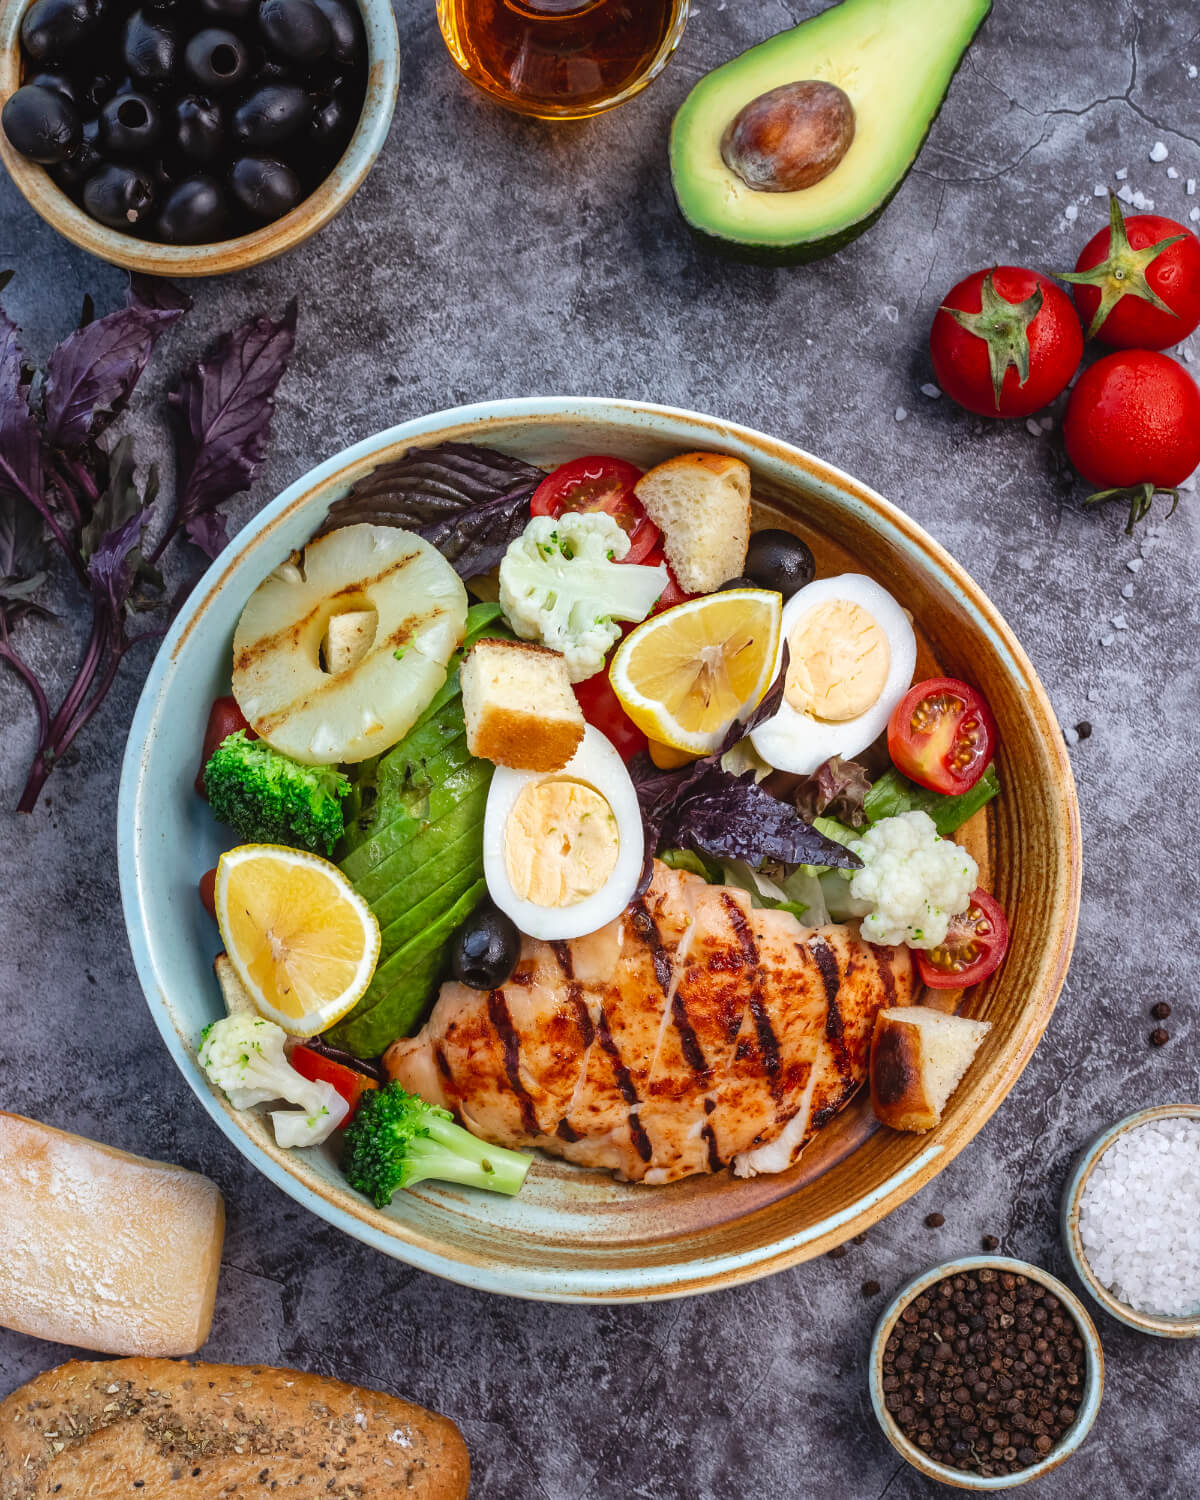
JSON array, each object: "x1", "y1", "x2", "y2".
[
  {"x1": 461, "y1": 638, "x2": 585, "y2": 772},
  {"x1": 634, "y1": 452, "x2": 752, "y2": 594},
  {"x1": 870, "y1": 1006, "x2": 992, "y2": 1134}
]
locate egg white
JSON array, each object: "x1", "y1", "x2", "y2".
[
  {"x1": 483, "y1": 726, "x2": 645, "y2": 942},
  {"x1": 749, "y1": 573, "x2": 917, "y2": 775}
]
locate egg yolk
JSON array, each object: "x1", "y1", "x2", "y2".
[
  {"x1": 784, "y1": 600, "x2": 891, "y2": 722},
  {"x1": 505, "y1": 779, "x2": 620, "y2": 909}
]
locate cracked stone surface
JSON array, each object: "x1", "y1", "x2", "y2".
[{"x1": 2, "y1": 2, "x2": 1199, "y2": 1496}]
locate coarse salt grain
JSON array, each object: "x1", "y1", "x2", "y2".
[
  {"x1": 1191, "y1": 208, "x2": 1200, "y2": 223},
  {"x1": 1025, "y1": 417, "x2": 1042, "y2": 437},
  {"x1": 1094, "y1": 183, "x2": 1108, "y2": 197},
  {"x1": 894, "y1": 406, "x2": 907, "y2": 422},
  {"x1": 1115, "y1": 167, "x2": 1129, "y2": 179},
  {"x1": 1168, "y1": 166, "x2": 1180, "y2": 179},
  {"x1": 1079, "y1": 1117, "x2": 1200, "y2": 1317},
  {"x1": 1149, "y1": 141, "x2": 1169, "y2": 162},
  {"x1": 920, "y1": 382, "x2": 941, "y2": 398},
  {"x1": 1117, "y1": 183, "x2": 1135, "y2": 204},
  {"x1": 1064, "y1": 203, "x2": 1079, "y2": 222},
  {"x1": 1189, "y1": 180, "x2": 1197, "y2": 195},
  {"x1": 1127, "y1": 557, "x2": 1143, "y2": 572},
  {"x1": 1121, "y1": 581, "x2": 1135, "y2": 599}
]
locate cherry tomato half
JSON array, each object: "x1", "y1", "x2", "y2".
[
  {"x1": 573, "y1": 667, "x2": 648, "y2": 760},
  {"x1": 644, "y1": 543, "x2": 697, "y2": 613},
  {"x1": 916, "y1": 890, "x2": 1010, "y2": 989},
  {"x1": 290, "y1": 1045, "x2": 379, "y2": 1124},
  {"x1": 887, "y1": 677, "x2": 997, "y2": 796},
  {"x1": 199, "y1": 866, "x2": 218, "y2": 920},
  {"x1": 196, "y1": 695, "x2": 255, "y2": 796},
  {"x1": 530, "y1": 455, "x2": 660, "y2": 563}
]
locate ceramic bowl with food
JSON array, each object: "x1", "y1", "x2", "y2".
[
  {"x1": 869, "y1": 1255, "x2": 1104, "y2": 1490},
  {"x1": 0, "y1": 0, "x2": 399, "y2": 276},
  {"x1": 1062, "y1": 1103, "x2": 1200, "y2": 1338},
  {"x1": 118, "y1": 396, "x2": 1080, "y2": 1302}
]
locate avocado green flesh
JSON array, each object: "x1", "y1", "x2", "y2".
[
  {"x1": 340, "y1": 752, "x2": 486, "y2": 887},
  {"x1": 670, "y1": 0, "x2": 991, "y2": 257}
]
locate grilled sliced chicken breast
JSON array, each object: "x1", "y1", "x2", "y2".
[{"x1": 386, "y1": 861, "x2": 914, "y2": 1184}]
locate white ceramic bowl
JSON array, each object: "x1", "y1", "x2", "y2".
[
  {"x1": 1061, "y1": 1103, "x2": 1200, "y2": 1338},
  {"x1": 118, "y1": 396, "x2": 1080, "y2": 1302},
  {"x1": 869, "y1": 1256, "x2": 1104, "y2": 1490}
]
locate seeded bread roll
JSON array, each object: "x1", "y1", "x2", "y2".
[
  {"x1": 633, "y1": 452, "x2": 751, "y2": 593},
  {"x1": 0, "y1": 1112, "x2": 224, "y2": 1357},
  {"x1": 461, "y1": 637, "x2": 585, "y2": 771},
  {"x1": 869, "y1": 1006, "x2": 992, "y2": 1133},
  {"x1": 0, "y1": 1358, "x2": 470, "y2": 1500}
]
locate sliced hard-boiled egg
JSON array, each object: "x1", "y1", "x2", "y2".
[
  {"x1": 483, "y1": 726, "x2": 645, "y2": 942},
  {"x1": 750, "y1": 573, "x2": 916, "y2": 775}
]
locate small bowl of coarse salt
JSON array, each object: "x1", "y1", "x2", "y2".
[{"x1": 1062, "y1": 1103, "x2": 1200, "y2": 1338}]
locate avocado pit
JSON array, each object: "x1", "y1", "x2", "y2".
[{"x1": 720, "y1": 80, "x2": 856, "y2": 193}]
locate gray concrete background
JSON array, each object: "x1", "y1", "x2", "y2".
[{"x1": 2, "y1": 1, "x2": 1198, "y2": 1495}]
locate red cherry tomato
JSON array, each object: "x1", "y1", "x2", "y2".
[
  {"x1": 290, "y1": 1045, "x2": 379, "y2": 1124},
  {"x1": 930, "y1": 267, "x2": 1083, "y2": 418},
  {"x1": 573, "y1": 669, "x2": 647, "y2": 760},
  {"x1": 196, "y1": 695, "x2": 255, "y2": 796},
  {"x1": 1064, "y1": 350, "x2": 1200, "y2": 491},
  {"x1": 916, "y1": 890, "x2": 1010, "y2": 990},
  {"x1": 644, "y1": 544, "x2": 697, "y2": 613},
  {"x1": 530, "y1": 456, "x2": 660, "y2": 563},
  {"x1": 1064, "y1": 199, "x2": 1200, "y2": 349},
  {"x1": 887, "y1": 678, "x2": 997, "y2": 796},
  {"x1": 199, "y1": 866, "x2": 218, "y2": 920}
]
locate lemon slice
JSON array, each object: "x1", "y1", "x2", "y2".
[
  {"x1": 215, "y1": 844, "x2": 380, "y2": 1037},
  {"x1": 610, "y1": 588, "x2": 783, "y2": 754}
]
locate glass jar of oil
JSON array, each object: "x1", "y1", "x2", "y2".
[{"x1": 437, "y1": 0, "x2": 690, "y2": 120}]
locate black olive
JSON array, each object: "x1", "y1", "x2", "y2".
[
  {"x1": 229, "y1": 153, "x2": 301, "y2": 219},
  {"x1": 98, "y1": 90, "x2": 160, "y2": 155},
  {"x1": 175, "y1": 93, "x2": 224, "y2": 162},
  {"x1": 231, "y1": 83, "x2": 308, "y2": 148},
  {"x1": 26, "y1": 70, "x2": 76, "y2": 104},
  {"x1": 82, "y1": 160, "x2": 155, "y2": 229},
  {"x1": 744, "y1": 529, "x2": 816, "y2": 599},
  {"x1": 312, "y1": 0, "x2": 362, "y2": 68},
  {"x1": 75, "y1": 68, "x2": 120, "y2": 116},
  {"x1": 309, "y1": 88, "x2": 352, "y2": 151},
  {"x1": 50, "y1": 117, "x2": 101, "y2": 187},
  {"x1": 184, "y1": 28, "x2": 250, "y2": 92},
  {"x1": 1, "y1": 83, "x2": 81, "y2": 163},
  {"x1": 20, "y1": 0, "x2": 106, "y2": 65},
  {"x1": 199, "y1": 0, "x2": 256, "y2": 16},
  {"x1": 450, "y1": 901, "x2": 521, "y2": 992},
  {"x1": 122, "y1": 9, "x2": 178, "y2": 87},
  {"x1": 157, "y1": 174, "x2": 228, "y2": 241},
  {"x1": 258, "y1": 0, "x2": 333, "y2": 64}
]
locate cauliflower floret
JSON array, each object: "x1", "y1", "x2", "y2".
[
  {"x1": 848, "y1": 810, "x2": 977, "y2": 949},
  {"x1": 498, "y1": 511, "x2": 668, "y2": 682},
  {"x1": 199, "y1": 1013, "x2": 348, "y2": 1148}
]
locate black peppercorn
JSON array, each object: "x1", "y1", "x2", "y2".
[
  {"x1": 1151, "y1": 1002, "x2": 1171, "y2": 1020},
  {"x1": 1150, "y1": 1027, "x2": 1170, "y2": 1047},
  {"x1": 862, "y1": 1280, "x2": 881, "y2": 1297},
  {"x1": 926, "y1": 1212, "x2": 945, "y2": 1228},
  {"x1": 982, "y1": 1234, "x2": 1001, "y2": 1251}
]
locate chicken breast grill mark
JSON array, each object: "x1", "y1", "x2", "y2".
[{"x1": 385, "y1": 862, "x2": 915, "y2": 1185}]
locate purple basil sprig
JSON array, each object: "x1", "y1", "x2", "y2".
[
  {"x1": 318, "y1": 441, "x2": 545, "y2": 578},
  {"x1": 0, "y1": 273, "x2": 296, "y2": 811}
]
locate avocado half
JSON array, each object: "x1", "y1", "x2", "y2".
[{"x1": 670, "y1": 0, "x2": 992, "y2": 263}]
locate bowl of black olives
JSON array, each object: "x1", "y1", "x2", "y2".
[{"x1": 0, "y1": 0, "x2": 398, "y2": 273}]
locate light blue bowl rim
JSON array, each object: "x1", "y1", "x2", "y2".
[{"x1": 868, "y1": 1254, "x2": 1104, "y2": 1490}]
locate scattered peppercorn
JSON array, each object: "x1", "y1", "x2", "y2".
[
  {"x1": 1075, "y1": 721, "x2": 1092, "y2": 740},
  {"x1": 925, "y1": 1212, "x2": 945, "y2": 1228},
  {"x1": 853, "y1": 1232, "x2": 868, "y2": 1245},
  {"x1": 863, "y1": 1280, "x2": 881, "y2": 1297},
  {"x1": 1151, "y1": 1002, "x2": 1171, "y2": 1021},
  {"x1": 1150, "y1": 1028, "x2": 1170, "y2": 1047},
  {"x1": 982, "y1": 1234, "x2": 1000, "y2": 1251},
  {"x1": 828, "y1": 1244, "x2": 848, "y2": 1260},
  {"x1": 881, "y1": 1269, "x2": 1085, "y2": 1477}
]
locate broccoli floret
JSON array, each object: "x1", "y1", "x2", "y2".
[
  {"x1": 204, "y1": 731, "x2": 350, "y2": 854},
  {"x1": 343, "y1": 1082, "x2": 532, "y2": 1206},
  {"x1": 198, "y1": 1012, "x2": 349, "y2": 1148}
]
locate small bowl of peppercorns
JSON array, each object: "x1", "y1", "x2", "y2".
[
  {"x1": 869, "y1": 1256, "x2": 1104, "y2": 1490},
  {"x1": 0, "y1": 0, "x2": 398, "y2": 275}
]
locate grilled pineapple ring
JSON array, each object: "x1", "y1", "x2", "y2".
[{"x1": 233, "y1": 524, "x2": 468, "y2": 765}]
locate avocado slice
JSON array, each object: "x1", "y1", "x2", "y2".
[{"x1": 670, "y1": 0, "x2": 991, "y2": 262}]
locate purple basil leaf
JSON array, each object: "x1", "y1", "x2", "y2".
[
  {"x1": 168, "y1": 300, "x2": 297, "y2": 559},
  {"x1": 80, "y1": 435, "x2": 159, "y2": 560},
  {"x1": 661, "y1": 765, "x2": 862, "y2": 870},
  {"x1": 0, "y1": 304, "x2": 43, "y2": 514},
  {"x1": 87, "y1": 507, "x2": 148, "y2": 617},
  {"x1": 0, "y1": 483, "x2": 49, "y2": 622},
  {"x1": 43, "y1": 304, "x2": 183, "y2": 449},
  {"x1": 794, "y1": 754, "x2": 872, "y2": 828},
  {"x1": 128, "y1": 273, "x2": 193, "y2": 315},
  {"x1": 317, "y1": 442, "x2": 545, "y2": 578}
]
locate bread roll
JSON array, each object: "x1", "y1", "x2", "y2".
[
  {"x1": 0, "y1": 1358, "x2": 470, "y2": 1499},
  {"x1": 869, "y1": 1006, "x2": 991, "y2": 1133},
  {"x1": 0, "y1": 1112, "x2": 224, "y2": 1357}
]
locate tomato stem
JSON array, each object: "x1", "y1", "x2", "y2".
[
  {"x1": 940, "y1": 270, "x2": 1044, "y2": 410},
  {"x1": 1057, "y1": 195, "x2": 1187, "y2": 341},
  {"x1": 1083, "y1": 481, "x2": 1181, "y2": 535}
]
